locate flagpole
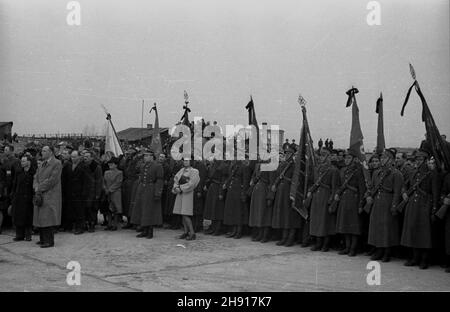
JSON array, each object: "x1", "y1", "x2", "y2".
[{"x1": 141, "y1": 99, "x2": 144, "y2": 143}]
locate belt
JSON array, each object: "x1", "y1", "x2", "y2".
[{"x1": 345, "y1": 185, "x2": 358, "y2": 193}]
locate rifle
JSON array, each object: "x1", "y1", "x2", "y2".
[
  {"x1": 396, "y1": 171, "x2": 431, "y2": 213},
  {"x1": 328, "y1": 167, "x2": 359, "y2": 213},
  {"x1": 363, "y1": 167, "x2": 392, "y2": 213},
  {"x1": 271, "y1": 154, "x2": 295, "y2": 192},
  {"x1": 303, "y1": 167, "x2": 331, "y2": 210}
]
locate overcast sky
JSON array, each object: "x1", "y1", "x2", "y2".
[{"x1": 1, "y1": 0, "x2": 449, "y2": 149}]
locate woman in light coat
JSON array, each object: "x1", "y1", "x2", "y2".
[{"x1": 173, "y1": 159, "x2": 200, "y2": 240}]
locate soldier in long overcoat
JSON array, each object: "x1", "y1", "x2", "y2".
[
  {"x1": 131, "y1": 150, "x2": 164, "y2": 239},
  {"x1": 335, "y1": 150, "x2": 366, "y2": 256},
  {"x1": 308, "y1": 150, "x2": 340, "y2": 252},
  {"x1": 438, "y1": 171, "x2": 450, "y2": 273},
  {"x1": 367, "y1": 148, "x2": 404, "y2": 262},
  {"x1": 204, "y1": 159, "x2": 229, "y2": 235},
  {"x1": 270, "y1": 150, "x2": 300, "y2": 247},
  {"x1": 248, "y1": 161, "x2": 276, "y2": 243},
  {"x1": 401, "y1": 149, "x2": 441, "y2": 269},
  {"x1": 223, "y1": 160, "x2": 249, "y2": 239},
  {"x1": 121, "y1": 148, "x2": 139, "y2": 228}
]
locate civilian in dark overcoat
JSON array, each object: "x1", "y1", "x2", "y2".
[{"x1": 11, "y1": 155, "x2": 35, "y2": 241}]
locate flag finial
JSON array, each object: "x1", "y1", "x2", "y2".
[
  {"x1": 184, "y1": 90, "x2": 189, "y2": 104},
  {"x1": 298, "y1": 94, "x2": 306, "y2": 107},
  {"x1": 409, "y1": 63, "x2": 416, "y2": 80}
]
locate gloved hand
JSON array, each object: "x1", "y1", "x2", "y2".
[{"x1": 402, "y1": 193, "x2": 409, "y2": 202}]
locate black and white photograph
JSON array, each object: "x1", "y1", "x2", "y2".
[{"x1": 0, "y1": 0, "x2": 449, "y2": 295}]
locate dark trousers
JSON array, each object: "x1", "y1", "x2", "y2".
[
  {"x1": 15, "y1": 226, "x2": 32, "y2": 239},
  {"x1": 40, "y1": 227, "x2": 54, "y2": 246},
  {"x1": 85, "y1": 200, "x2": 99, "y2": 224}
]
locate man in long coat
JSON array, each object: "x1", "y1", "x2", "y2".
[
  {"x1": 62, "y1": 150, "x2": 87, "y2": 234},
  {"x1": 82, "y1": 150, "x2": 103, "y2": 232},
  {"x1": 131, "y1": 150, "x2": 164, "y2": 239},
  {"x1": 438, "y1": 171, "x2": 450, "y2": 273},
  {"x1": 204, "y1": 159, "x2": 229, "y2": 235},
  {"x1": 33, "y1": 146, "x2": 62, "y2": 248},
  {"x1": 223, "y1": 160, "x2": 249, "y2": 239},
  {"x1": 367, "y1": 148, "x2": 404, "y2": 262},
  {"x1": 308, "y1": 149, "x2": 340, "y2": 252},
  {"x1": 11, "y1": 155, "x2": 35, "y2": 241},
  {"x1": 248, "y1": 160, "x2": 276, "y2": 243},
  {"x1": 334, "y1": 150, "x2": 366, "y2": 256},
  {"x1": 0, "y1": 145, "x2": 20, "y2": 233},
  {"x1": 121, "y1": 149, "x2": 140, "y2": 229},
  {"x1": 401, "y1": 149, "x2": 441, "y2": 269},
  {"x1": 270, "y1": 150, "x2": 300, "y2": 247}
]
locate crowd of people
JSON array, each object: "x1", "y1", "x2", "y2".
[{"x1": 0, "y1": 138, "x2": 449, "y2": 274}]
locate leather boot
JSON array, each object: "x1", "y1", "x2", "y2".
[
  {"x1": 370, "y1": 248, "x2": 384, "y2": 261},
  {"x1": 136, "y1": 226, "x2": 149, "y2": 238},
  {"x1": 419, "y1": 249, "x2": 429, "y2": 269},
  {"x1": 339, "y1": 235, "x2": 351, "y2": 255},
  {"x1": 253, "y1": 228, "x2": 263, "y2": 241},
  {"x1": 311, "y1": 237, "x2": 323, "y2": 251},
  {"x1": 212, "y1": 221, "x2": 222, "y2": 236},
  {"x1": 226, "y1": 226, "x2": 237, "y2": 238},
  {"x1": 146, "y1": 226, "x2": 154, "y2": 239},
  {"x1": 260, "y1": 227, "x2": 271, "y2": 243},
  {"x1": 40, "y1": 228, "x2": 54, "y2": 248},
  {"x1": 405, "y1": 248, "x2": 420, "y2": 266},
  {"x1": 382, "y1": 247, "x2": 391, "y2": 262},
  {"x1": 234, "y1": 226, "x2": 243, "y2": 239},
  {"x1": 348, "y1": 235, "x2": 358, "y2": 257},
  {"x1": 284, "y1": 229, "x2": 296, "y2": 247},
  {"x1": 321, "y1": 236, "x2": 330, "y2": 252},
  {"x1": 276, "y1": 229, "x2": 288, "y2": 246}
]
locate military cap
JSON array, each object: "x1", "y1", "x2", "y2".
[
  {"x1": 369, "y1": 153, "x2": 380, "y2": 162},
  {"x1": 346, "y1": 149, "x2": 359, "y2": 158},
  {"x1": 384, "y1": 148, "x2": 397, "y2": 159}
]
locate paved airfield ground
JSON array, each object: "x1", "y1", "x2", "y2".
[{"x1": 0, "y1": 226, "x2": 449, "y2": 292}]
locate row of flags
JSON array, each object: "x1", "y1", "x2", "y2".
[{"x1": 102, "y1": 64, "x2": 450, "y2": 220}]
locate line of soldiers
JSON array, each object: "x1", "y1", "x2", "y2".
[{"x1": 1, "y1": 142, "x2": 449, "y2": 273}]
